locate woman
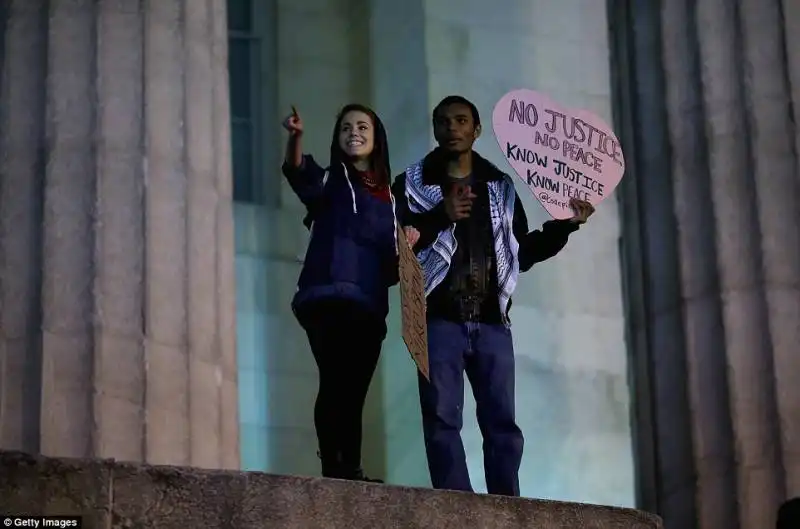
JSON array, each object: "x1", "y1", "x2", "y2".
[{"x1": 282, "y1": 104, "x2": 404, "y2": 482}]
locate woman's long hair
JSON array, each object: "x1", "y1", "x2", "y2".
[{"x1": 329, "y1": 103, "x2": 392, "y2": 187}]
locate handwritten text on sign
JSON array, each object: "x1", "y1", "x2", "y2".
[
  {"x1": 491, "y1": 89, "x2": 626, "y2": 219},
  {"x1": 397, "y1": 226, "x2": 429, "y2": 381}
]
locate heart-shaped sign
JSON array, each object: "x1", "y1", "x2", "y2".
[{"x1": 492, "y1": 89, "x2": 626, "y2": 219}]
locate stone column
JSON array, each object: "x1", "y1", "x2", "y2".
[
  {"x1": 0, "y1": 0, "x2": 238, "y2": 470},
  {"x1": 0, "y1": 0, "x2": 47, "y2": 455},
  {"x1": 618, "y1": 1, "x2": 697, "y2": 525},
  {"x1": 778, "y1": 0, "x2": 800, "y2": 495},
  {"x1": 694, "y1": 0, "x2": 785, "y2": 525},
  {"x1": 615, "y1": 0, "x2": 800, "y2": 527},
  {"x1": 660, "y1": 2, "x2": 738, "y2": 527},
  {"x1": 738, "y1": 0, "x2": 800, "y2": 512}
]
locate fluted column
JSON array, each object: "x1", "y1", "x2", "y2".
[
  {"x1": 695, "y1": 0, "x2": 785, "y2": 525},
  {"x1": 41, "y1": 0, "x2": 101, "y2": 460},
  {"x1": 617, "y1": 1, "x2": 697, "y2": 525},
  {"x1": 616, "y1": 0, "x2": 800, "y2": 527},
  {"x1": 740, "y1": 0, "x2": 800, "y2": 502},
  {"x1": 211, "y1": 0, "x2": 239, "y2": 471},
  {"x1": 143, "y1": 0, "x2": 189, "y2": 465},
  {"x1": 0, "y1": 0, "x2": 47, "y2": 454},
  {"x1": 775, "y1": 0, "x2": 800, "y2": 496},
  {"x1": 0, "y1": 0, "x2": 238, "y2": 469},
  {"x1": 660, "y1": 2, "x2": 738, "y2": 528}
]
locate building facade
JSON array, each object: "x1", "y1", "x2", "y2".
[{"x1": 0, "y1": 1, "x2": 798, "y2": 528}]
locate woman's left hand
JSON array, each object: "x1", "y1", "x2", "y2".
[{"x1": 404, "y1": 226, "x2": 420, "y2": 248}]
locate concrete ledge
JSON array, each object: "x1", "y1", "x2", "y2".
[{"x1": 0, "y1": 451, "x2": 662, "y2": 528}]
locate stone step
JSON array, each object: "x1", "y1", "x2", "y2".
[{"x1": 0, "y1": 451, "x2": 662, "y2": 528}]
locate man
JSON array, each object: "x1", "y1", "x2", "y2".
[{"x1": 392, "y1": 95, "x2": 594, "y2": 496}]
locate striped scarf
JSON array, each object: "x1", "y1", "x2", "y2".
[{"x1": 404, "y1": 158, "x2": 520, "y2": 326}]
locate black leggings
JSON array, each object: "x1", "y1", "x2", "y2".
[{"x1": 297, "y1": 298, "x2": 385, "y2": 475}]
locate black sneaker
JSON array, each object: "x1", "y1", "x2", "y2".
[
  {"x1": 317, "y1": 450, "x2": 347, "y2": 479},
  {"x1": 317, "y1": 450, "x2": 384, "y2": 483}
]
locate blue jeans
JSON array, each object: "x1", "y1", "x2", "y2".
[{"x1": 418, "y1": 319, "x2": 524, "y2": 496}]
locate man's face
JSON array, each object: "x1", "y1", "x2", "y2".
[{"x1": 433, "y1": 103, "x2": 481, "y2": 154}]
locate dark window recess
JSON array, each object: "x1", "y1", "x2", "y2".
[
  {"x1": 227, "y1": 0, "x2": 252, "y2": 32},
  {"x1": 232, "y1": 120, "x2": 254, "y2": 203}
]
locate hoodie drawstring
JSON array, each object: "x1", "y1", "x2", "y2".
[
  {"x1": 342, "y1": 163, "x2": 358, "y2": 214},
  {"x1": 342, "y1": 163, "x2": 397, "y2": 254},
  {"x1": 317, "y1": 164, "x2": 396, "y2": 253},
  {"x1": 308, "y1": 170, "x2": 331, "y2": 234},
  {"x1": 390, "y1": 192, "x2": 399, "y2": 255}
]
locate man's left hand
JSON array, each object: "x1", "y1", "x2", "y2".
[{"x1": 568, "y1": 198, "x2": 595, "y2": 224}]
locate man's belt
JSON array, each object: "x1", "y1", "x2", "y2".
[{"x1": 457, "y1": 295, "x2": 484, "y2": 322}]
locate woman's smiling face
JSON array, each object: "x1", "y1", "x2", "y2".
[{"x1": 338, "y1": 110, "x2": 375, "y2": 161}]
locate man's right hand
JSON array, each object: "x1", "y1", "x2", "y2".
[
  {"x1": 443, "y1": 182, "x2": 476, "y2": 221},
  {"x1": 282, "y1": 106, "x2": 303, "y2": 136},
  {"x1": 404, "y1": 226, "x2": 421, "y2": 248}
]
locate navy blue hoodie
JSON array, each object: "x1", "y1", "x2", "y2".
[{"x1": 282, "y1": 155, "x2": 399, "y2": 319}]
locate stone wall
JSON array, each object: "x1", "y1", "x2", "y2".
[{"x1": 0, "y1": 450, "x2": 662, "y2": 529}]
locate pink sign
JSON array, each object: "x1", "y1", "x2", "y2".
[{"x1": 492, "y1": 89, "x2": 626, "y2": 219}]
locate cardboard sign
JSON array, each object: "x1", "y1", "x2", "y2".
[
  {"x1": 492, "y1": 89, "x2": 626, "y2": 219},
  {"x1": 397, "y1": 226, "x2": 429, "y2": 381}
]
